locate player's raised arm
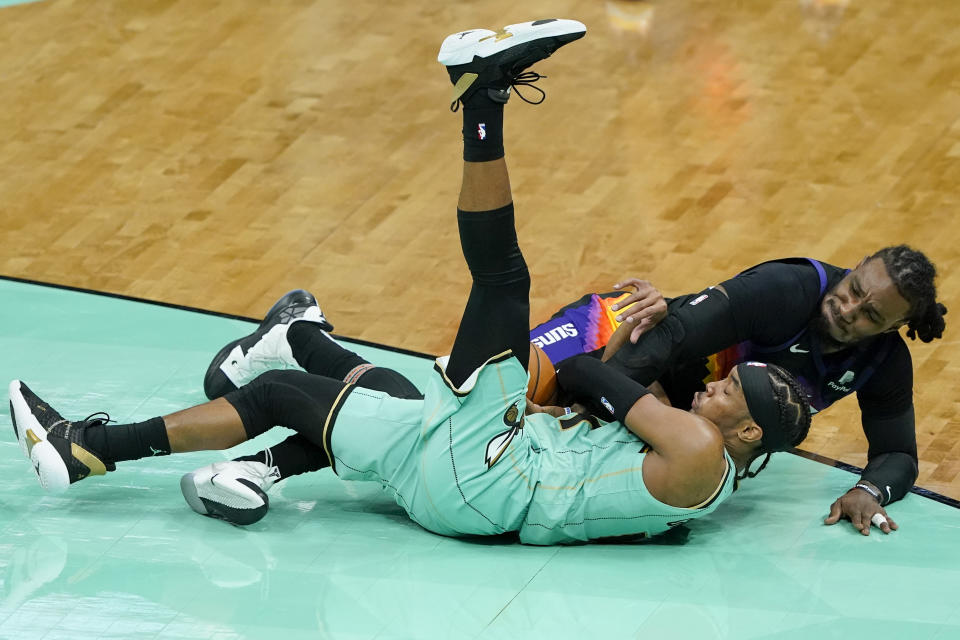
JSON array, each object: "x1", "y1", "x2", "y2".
[
  {"x1": 557, "y1": 355, "x2": 812, "y2": 509},
  {"x1": 556, "y1": 355, "x2": 726, "y2": 508}
]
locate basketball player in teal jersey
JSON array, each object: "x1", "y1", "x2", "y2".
[{"x1": 9, "y1": 19, "x2": 811, "y2": 544}]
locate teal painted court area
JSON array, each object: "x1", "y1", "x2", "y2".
[{"x1": 1, "y1": 278, "x2": 959, "y2": 640}]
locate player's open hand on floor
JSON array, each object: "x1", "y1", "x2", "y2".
[{"x1": 824, "y1": 486, "x2": 898, "y2": 536}]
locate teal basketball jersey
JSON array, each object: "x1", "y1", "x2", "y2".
[{"x1": 325, "y1": 353, "x2": 736, "y2": 544}]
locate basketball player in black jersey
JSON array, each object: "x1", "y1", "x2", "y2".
[{"x1": 595, "y1": 247, "x2": 946, "y2": 536}]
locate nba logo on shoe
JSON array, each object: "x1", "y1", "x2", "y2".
[{"x1": 478, "y1": 123, "x2": 486, "y2": 140}]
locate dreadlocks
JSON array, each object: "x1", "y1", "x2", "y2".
[{"x1": 871, "y1": 245, "x2": 947, "y2": 343}]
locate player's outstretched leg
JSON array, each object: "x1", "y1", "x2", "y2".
[
  {"x1": 196, "y1": 285, "x2": 428, "y2": 525},
  {"x1": 9, "y1": 378, "x2": 250, "y2": 492},
  {"x1": 204, "y1": 290, "x2": 333, "y2": 399},
  {"x1": 204, "y1": 290, "x2": 423, "y2": 402},
  {"x1": 439, "y1": 19, "x2": 585, "y2": 387},
  {"x1": 199, "y1": 286, "x2": 424, "y2": 516}
]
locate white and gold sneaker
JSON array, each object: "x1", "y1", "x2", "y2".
[
  {"x1": 8, "y1": 380, "x2": 114, "y2": 492},
  {"x1": 438, "y1": 19, "x2": 587, "y2": 110}
]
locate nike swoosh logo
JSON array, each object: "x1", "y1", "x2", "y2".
[{"x1": 789, "y1": 344, "x2": 809, "y2": 353}]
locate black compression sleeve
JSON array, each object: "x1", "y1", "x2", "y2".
[
  {"x1": 447, "y1": 205, "x2": 531, "y2": 388},
  {"x1": 606, "y1": 261, "x2": 827, "y2": 384},
  {"x1": 718, "y1": 261, "x2": 825, "y2": 342},
  {"x1": 556, "y1": 354, "x2": 651, "y2": 423},
  {"x1": 608, "y1": 287, "x2": 739, "y2": 384},
  {"x1": 859, "y1": 407, "x2": 919, "y2": 504},
  {"x1": 861, "y1": 453, "x2": 918, "y2": 505}
]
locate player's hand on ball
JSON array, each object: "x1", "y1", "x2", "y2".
[
  {"x1": 611, "y1": 278, "x2": 668, "y2": 343},
  {"x1": 824, "y1": 487, "x2": 898, "y2": 536}
]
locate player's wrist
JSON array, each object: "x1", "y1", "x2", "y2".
[{"x1": 853, "y1": 481, "x2": 882, "y2": 504}]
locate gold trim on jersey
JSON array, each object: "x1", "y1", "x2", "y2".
[
  {"x1": 433, "y1": 349, "x2": 515, "y2": 397},
  {"x1": 525, "y1": 465, "x2": 645, "y2": 492},
  {"x1": 321, "y1": 383, "x2": 356, "y2": 473}
]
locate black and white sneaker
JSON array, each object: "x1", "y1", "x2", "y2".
[
  {"x1": 180, "y1": 458, "x2": 281, "y2": 526},
  {"x1": 438, "y1": 19, "x2": 587, "y2": 110},
  {"x1": 8, "y1": 380, "x2": 114, "y2": 492},
  {"x1": 203, "y1": 289, "x2": 333, "y2": 400}
]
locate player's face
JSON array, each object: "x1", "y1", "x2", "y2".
[
  {"x1": 816, "y1": 258, "x2": 910, "y2": 347},
  {"x1": 690, "y1": 368, "x2": 750, "y2": 430}
]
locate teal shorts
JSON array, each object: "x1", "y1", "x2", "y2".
[{"x1": 324, "y1": 351, "x2": 539, "y2": 538}]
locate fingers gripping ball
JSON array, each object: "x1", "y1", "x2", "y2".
[{"x1": 527, "y1": 343, "x2": 558, "y2": 404}]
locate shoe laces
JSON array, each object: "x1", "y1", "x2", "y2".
[
  {"x1": 450, "y1": 70, "x2": 548, "y2": 112},
  {"x1": 80, "y1": 412, "x2": 112, "y2": 427},
  {"x1": 48, "y1": 412, "x2": 112, "y2": 433},
  {"x1": 509, "y1": 71, "x2": 547, "y2": 105},
  {"x1": 258, "y1": 448, "x2": 280, "y2": 489}
]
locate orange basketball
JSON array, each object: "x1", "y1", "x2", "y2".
[{"x1": 527, "y1": 343, "x2": 558, "y2": 405}]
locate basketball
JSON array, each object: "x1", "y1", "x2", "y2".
[{"x1": 527, "y1": 342, "x2": 558, "y2": 404}]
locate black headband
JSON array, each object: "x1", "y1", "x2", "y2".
[{"x1": 738, "y1": 362, "x2": 790, "y2": 453}]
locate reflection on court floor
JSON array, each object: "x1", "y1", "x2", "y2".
[{"x1": 1, "y1": 279, "x2": 958, "y2": 639}]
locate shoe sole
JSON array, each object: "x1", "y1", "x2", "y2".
[
  {"x1": 8, "y1": 380, "x2": 70, "y2": 492},
  {"x1": 180, "y1": 470, "x2": 269, "y2": 526},
  {"x1": 438, "y1": 19, "x2": 586, "y2": 66},
  {"x1": 9, "y1": 380, "x2": 28, "y2": 458},
  {"x1": 203, "y1": 289, "x2": 325, "y2": 400},
  {"x1": 180, "y1": 470, "x2": 212, "y2": 516}
]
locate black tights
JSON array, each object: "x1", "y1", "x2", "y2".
[
  {"x1": 226, "y1": 203, "x2": 530, "y2": 478},
  {"x1": 227, "y1": 364, "x2": 423, "y2": 478},
  {"x1": 228, "y1": 328, "x2": 423, "y2": 478},
  {"x1": 446, "y1": 204, "x2": 530, "y2": 386}
]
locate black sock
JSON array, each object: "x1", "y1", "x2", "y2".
[
  {"x1": 235, "y1": 435, "x2": 329, "y2": 480},
  {"x1": 287, "y1": 322, "x2": 367, "y2": 379},
  {"x1": 85, "y1": 416, "x2": 170, "y2": 463},
  {"x1": 462, "y1": 92, "x2": 504, "y2": 162}
]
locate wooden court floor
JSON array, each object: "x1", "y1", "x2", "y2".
[{"x1": 0, "y1": 0, "x2": 958, "y2": 499}]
